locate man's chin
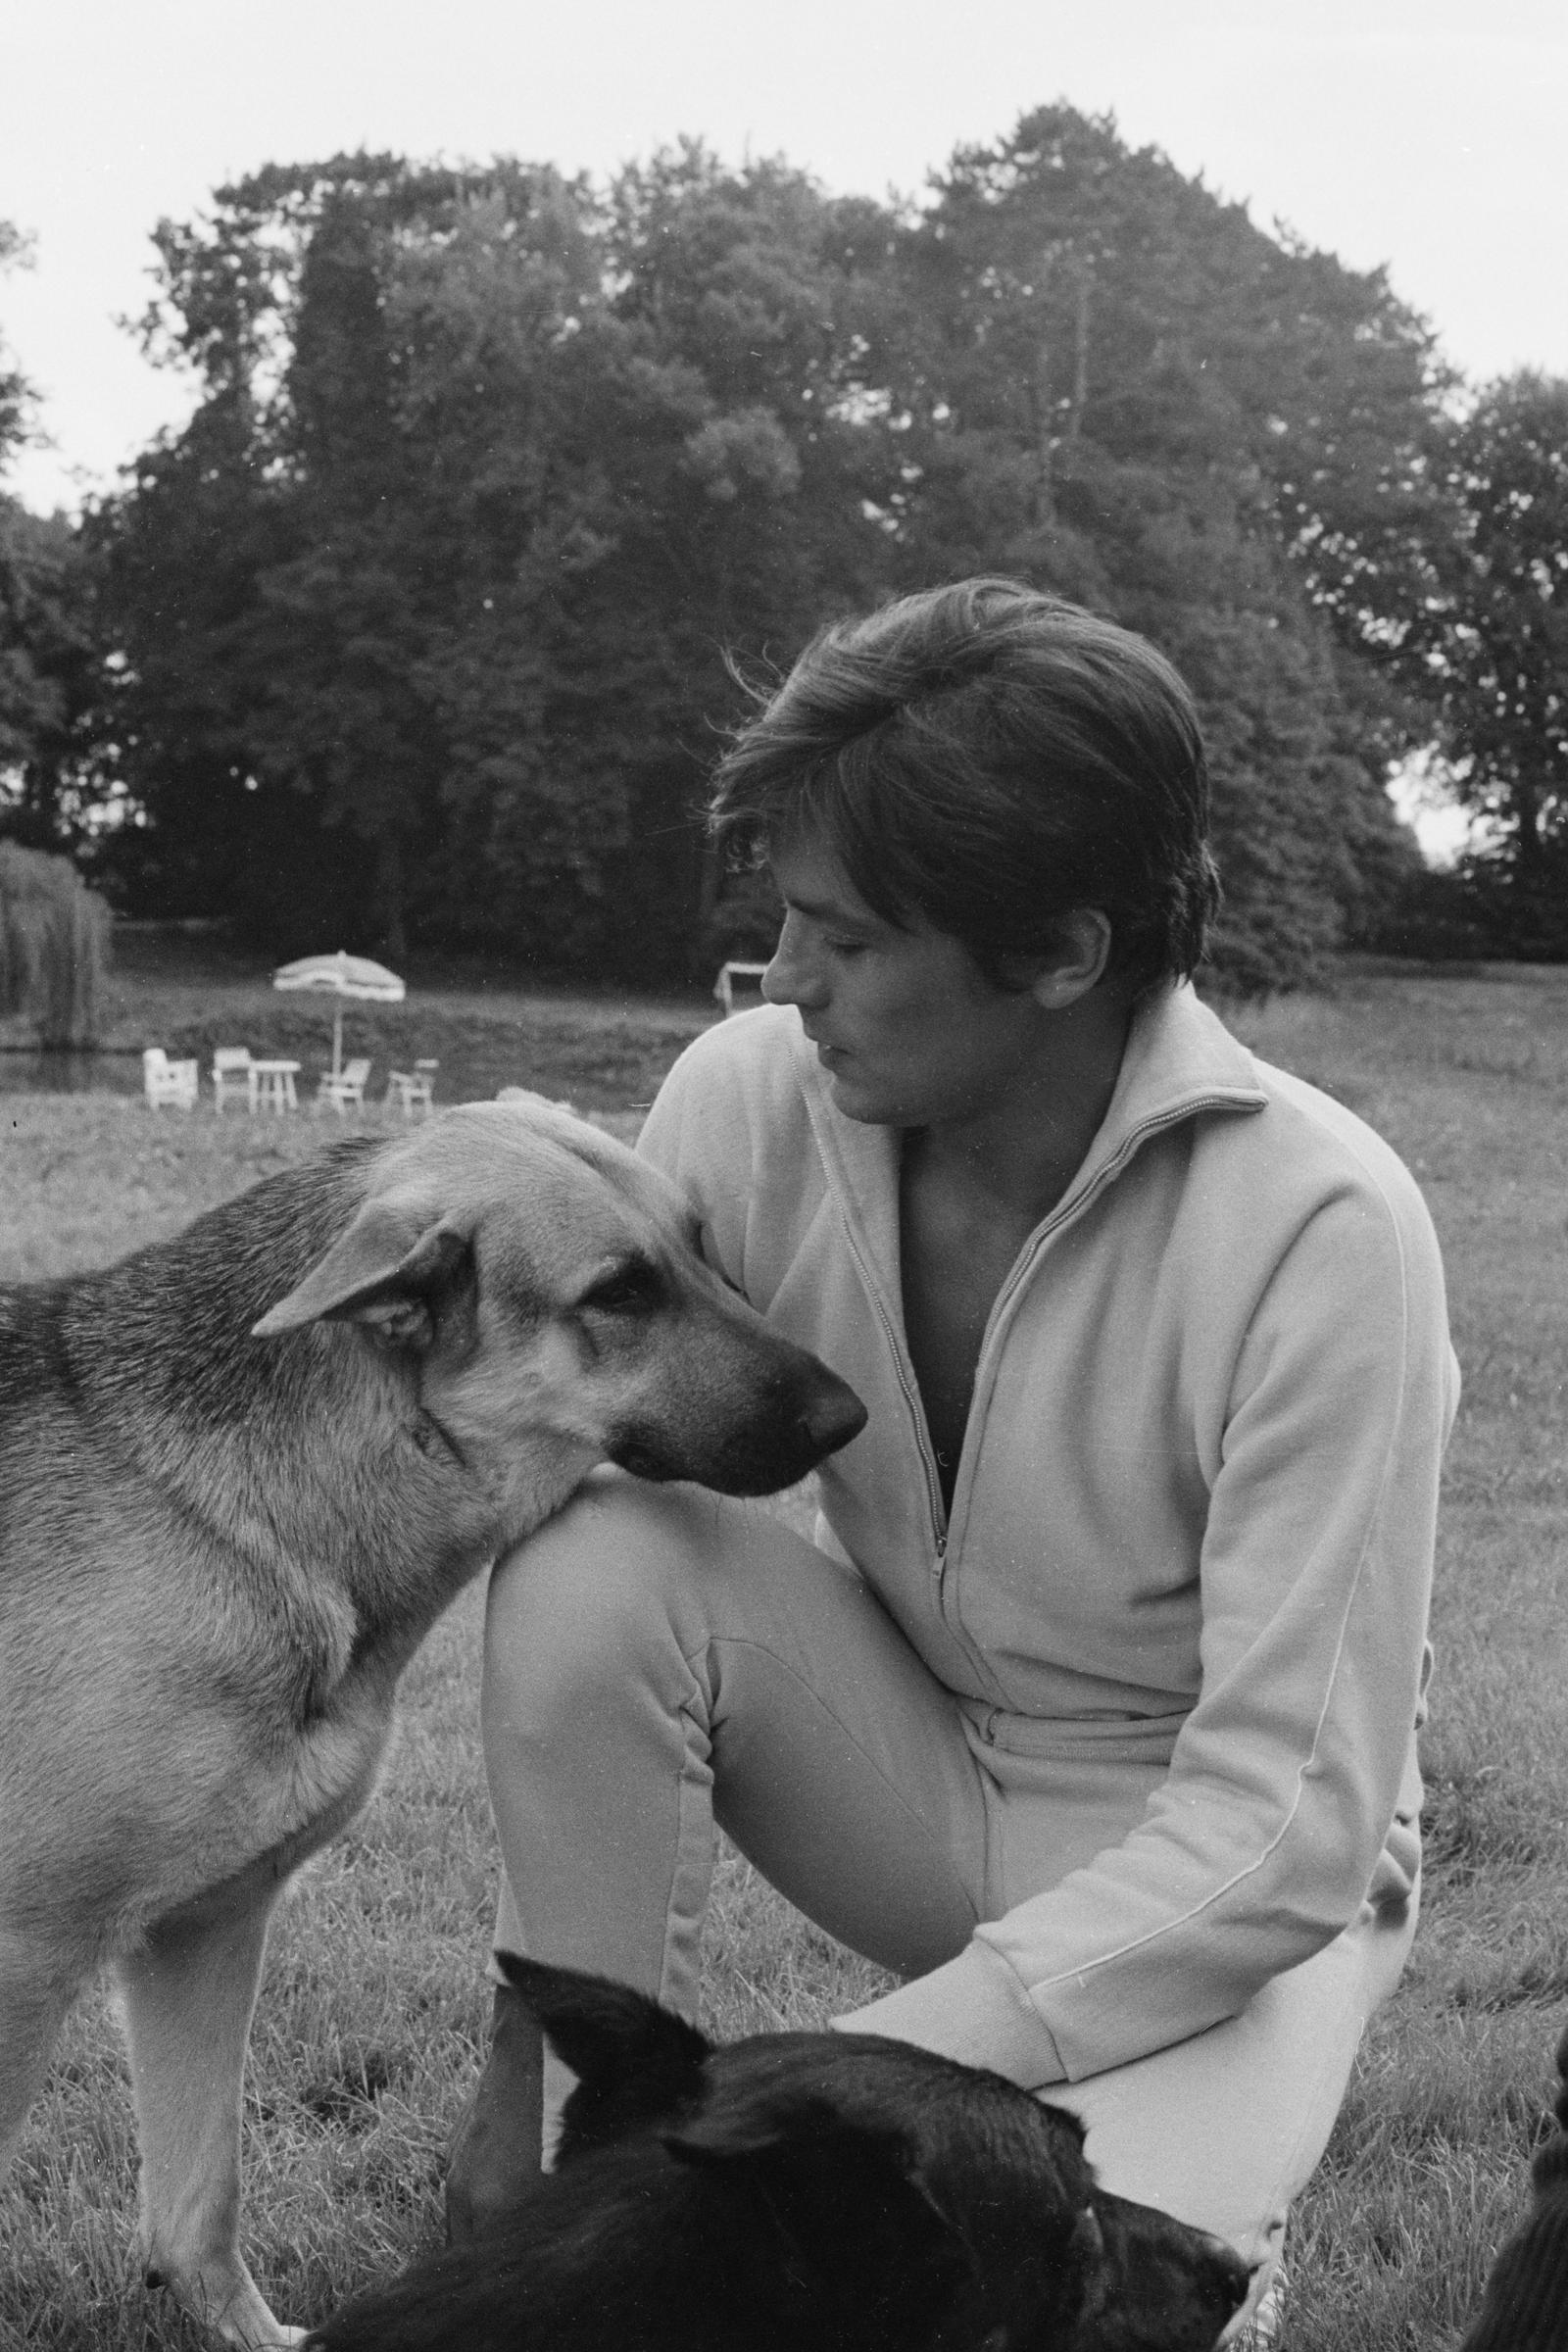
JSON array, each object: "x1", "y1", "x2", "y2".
[{"x1": 826, "y1": 1070, "x2": 901, "y2": 1125}]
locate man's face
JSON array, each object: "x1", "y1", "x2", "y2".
[{"x1": 761, "y1": 831, "x2": 1052, "y2": 1130}]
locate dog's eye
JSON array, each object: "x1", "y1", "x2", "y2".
[{"x1": 578, "y1": 1258, "x2": 663, "y2": 1315}]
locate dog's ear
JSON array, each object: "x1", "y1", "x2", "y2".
[
  {"x1": 253, "y1": 1201, "x2": 471, "y2": 1344},
  {"x1": 496, "y1": 1953, "x2": 711, "y2": 2151},
  {"x1": 662, "y1": 2090, "x2": 864, "y2": 2168}
]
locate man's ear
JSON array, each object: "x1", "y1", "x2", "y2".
[
  {"x1": 252, "y1": 1200, "x2": 471, "y2": 1344},
  {"x1": 1026, "y1": 908, "x2": 1113, "y2": 1010}
]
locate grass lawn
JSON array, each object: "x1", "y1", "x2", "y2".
[{"x1": 3, "y1": 951, "x2": 1568, "y2": 2348}]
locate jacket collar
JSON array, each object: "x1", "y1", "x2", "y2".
[
  {"x1": 1094, "y1": 980, "x2": 1268, "y2": 1152},
  {"x1": 787, "y1": 982, "x2": 1267, "y2": 1274}
]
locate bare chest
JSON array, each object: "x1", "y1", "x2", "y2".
[{"x1": 898, "y1": 1173, "x2": 1040, "y2": 1510}]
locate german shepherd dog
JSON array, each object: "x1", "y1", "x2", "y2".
[
  {"x1": 0, "y1": 1099, "x2": 867, "y2": 2349},
  {"x1": 310, "y1": 1955, "x2": 1251, "y2": 2352}
]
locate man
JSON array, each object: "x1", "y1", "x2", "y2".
[{"x1": 451, "y1": 579, "x2": 1458, "y2": 2344}]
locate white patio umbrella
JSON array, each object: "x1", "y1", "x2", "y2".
[{"x1": 271, "y1": 949, "x2": 406, "y2": 1079}]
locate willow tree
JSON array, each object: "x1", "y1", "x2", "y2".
[{"x1": 0, "y1": 841, "x2": 112, "y2": 1046}]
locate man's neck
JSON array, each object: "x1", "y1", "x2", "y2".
[{"x1": 902, "y1": 984, "x2": 1135, "y2": 1229}]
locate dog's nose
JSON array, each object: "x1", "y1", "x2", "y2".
[
  {"x1": 1094, "y1": 2191, "x2": 1251, "y2": 2346},
  {"x1": 801, "y1": 1373, "x2": 868, "y2": 1461}
]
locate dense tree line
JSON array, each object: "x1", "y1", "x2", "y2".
[{"x1": 2, "y1": 109, "x2": 1564, "y2": 986}]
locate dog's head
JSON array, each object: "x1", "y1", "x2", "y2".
[
  {"x1": 500, "y1": 1954, "x2": 1251, "y2": 2352},
  {"x1": 250, "y1": 1098, "x2": 865, "y2": 1516}
]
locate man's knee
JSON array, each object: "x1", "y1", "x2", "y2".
[{"x1": 484, "y1": 1475, "x2": 771, "y2": 1708}]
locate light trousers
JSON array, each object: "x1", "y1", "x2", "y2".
[{"x1": 484, "y1": 1473, "x2": 1416, "y2": 2310}]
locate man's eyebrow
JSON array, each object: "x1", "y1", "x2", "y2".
[{"x1": 782, "y1": 889, "x2": 882, "y2": 928}]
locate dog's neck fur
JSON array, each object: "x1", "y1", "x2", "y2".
[{"x1": 45, "y1": 1149, "x2": 582, "y2": 1722}]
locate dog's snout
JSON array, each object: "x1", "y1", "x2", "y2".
[
  {"x1": 1091, "y1": 2192, "x2": 1251, "y2": 2348},
  {"x1": 1205, "y1": 2234, "x2": 1253, "y2": 2309},
  {"x1": 1208, "y1": 2242, "x2": 1265, "y2": 2342},
  {"x1": 603, "y1": 1333, "x2": 866, "y2": 1498},
  {"x1": 1214, "y1": 2235, "x2": 1252, "y2": 2287},
  {"x1": 801, "y1": 1372, "x2": 868, "y2": 1461}
]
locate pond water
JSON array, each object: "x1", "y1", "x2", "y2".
[{"x1": 0, "y1": 1050, "x2": 147, "y2": 1097}]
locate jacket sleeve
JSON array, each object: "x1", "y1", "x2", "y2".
[
  {"x1": 845, "y1": 1170, "x2": 1457, "y2": 2086},
  {"x1": 635, "y1": 1030, "x2": 757, "y2": 1285}
]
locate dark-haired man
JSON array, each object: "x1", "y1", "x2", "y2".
[{"x1": 453, "y1": 581, "x2": 1457, "y2": 2343}]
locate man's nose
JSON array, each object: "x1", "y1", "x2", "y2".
[{"x1": 761, "y1": 920, "x2": 824, "y2": 1008}]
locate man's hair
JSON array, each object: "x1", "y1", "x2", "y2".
[{"x1": 710, "y1": 578, "x2": 1221, "y2": 994}]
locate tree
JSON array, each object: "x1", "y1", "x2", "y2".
[
  {"x1": 848, "y1": 106, "x2": 1440, "y2": 987},
  {"x1": 1305, "y1": 368, "x2": 1568, "y2": 957},
  {"x1": 99, "y1": 149, "x2": 901, "y2": 973},
  {"x1": 1411, "y1": 375, "x2": 1568, "y2": 948},
  {"x1": 0, "y1": 220, "x2": 107, "y2": 864},
  {"x1": 0, "y1": 220, "x2": 33, "y2": 469},
  {"x1": 96, "y1": 122, "x2": 1454, "y2": 989},
  {"x1": 0, "y1": 502, "x2": 101, "y2": 845},
  {"x1": 98, "y1": 156, "x2": 575, "y2": 954}
]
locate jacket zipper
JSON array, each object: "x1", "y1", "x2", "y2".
[
  {"x1": 838, "y1": 1092, "x2": 1255, "y2": 1582},
  {"x1": 944, "y1": 1094, "x2": 1254, "y2": 1581}
]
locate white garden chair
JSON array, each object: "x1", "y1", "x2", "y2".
[
  {"x1": 211, "y1": 1047, "x2": 259, "y2": 1114},
  {"x1": 712, "y1": 960, "x2": 769, "y2": 1016},
  {"x1": 384, "y1": 1058, "x2": 438, "y2": 1118},
  {"x1": 142, "y1": 1047, "x2": 199, "y2": 1110},
  {"x1": 314, "y1": 1056, "x2": 372, "y2": 1116}
]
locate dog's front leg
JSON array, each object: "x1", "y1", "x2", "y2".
[
  {"x1": 0, "y1": 1938, "x2": 80, "y2": 2177},
  {"x1": 118, "y1": 1877, "x2": 305, "y2": 2349}
]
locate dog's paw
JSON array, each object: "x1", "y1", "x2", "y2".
[
  {"x1": 147, "y1": 2255, "x2": 306, "y2": 2351},
  {"x1": 222, "y1": 2321, "x2": 307, "y2": 2351}
]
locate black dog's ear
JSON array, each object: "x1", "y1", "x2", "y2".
[
  {"x1": 496, "y1": 1953, "x2": 711, "y2": 2149},
  {"x1": 662, "y1": 2092, "x2": 908, "y2": 2177},
  {"x1": 662, "y1": 2093, "x2": 819, "y2": 2168}
]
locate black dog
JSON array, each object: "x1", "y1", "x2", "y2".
[
  {"x1": 1459, "y1": 2015, "x2": 1568, "y2": 2350},
  {"x1": 309, "y1": 1955, "x2": 1250, "y2": 2352}
]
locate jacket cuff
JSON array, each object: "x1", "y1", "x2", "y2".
[{"x1": 831, "y1": 1941, "x2": 1067, "y2": 2088}]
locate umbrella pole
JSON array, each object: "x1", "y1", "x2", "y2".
[{"x1": 333, "y1": 1004, "x2": 343, "y2": 1080}]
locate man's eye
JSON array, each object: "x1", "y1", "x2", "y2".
[{"x1": 826, "y1": 936, "x2": 868, "y2": 957}]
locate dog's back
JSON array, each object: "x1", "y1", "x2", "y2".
[
  {"x1": 0, "y1": 1142, "x2": 380, "y2": 1578},
  {"x1": 311, "y1": 2132, "x2": 975, "y2": 2352}
]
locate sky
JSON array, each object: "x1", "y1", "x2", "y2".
[{"x1": 2, "y1": 0, "x2": 1565, "y2": 526}]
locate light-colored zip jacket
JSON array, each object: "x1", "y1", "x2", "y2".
[{"x1": 639, "y1": 983, "x2": 1458, "y2": 2085}]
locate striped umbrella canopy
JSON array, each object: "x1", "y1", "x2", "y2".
[{"x1": 271, "y1": 950, "x2": 406, "y2": 1078}]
